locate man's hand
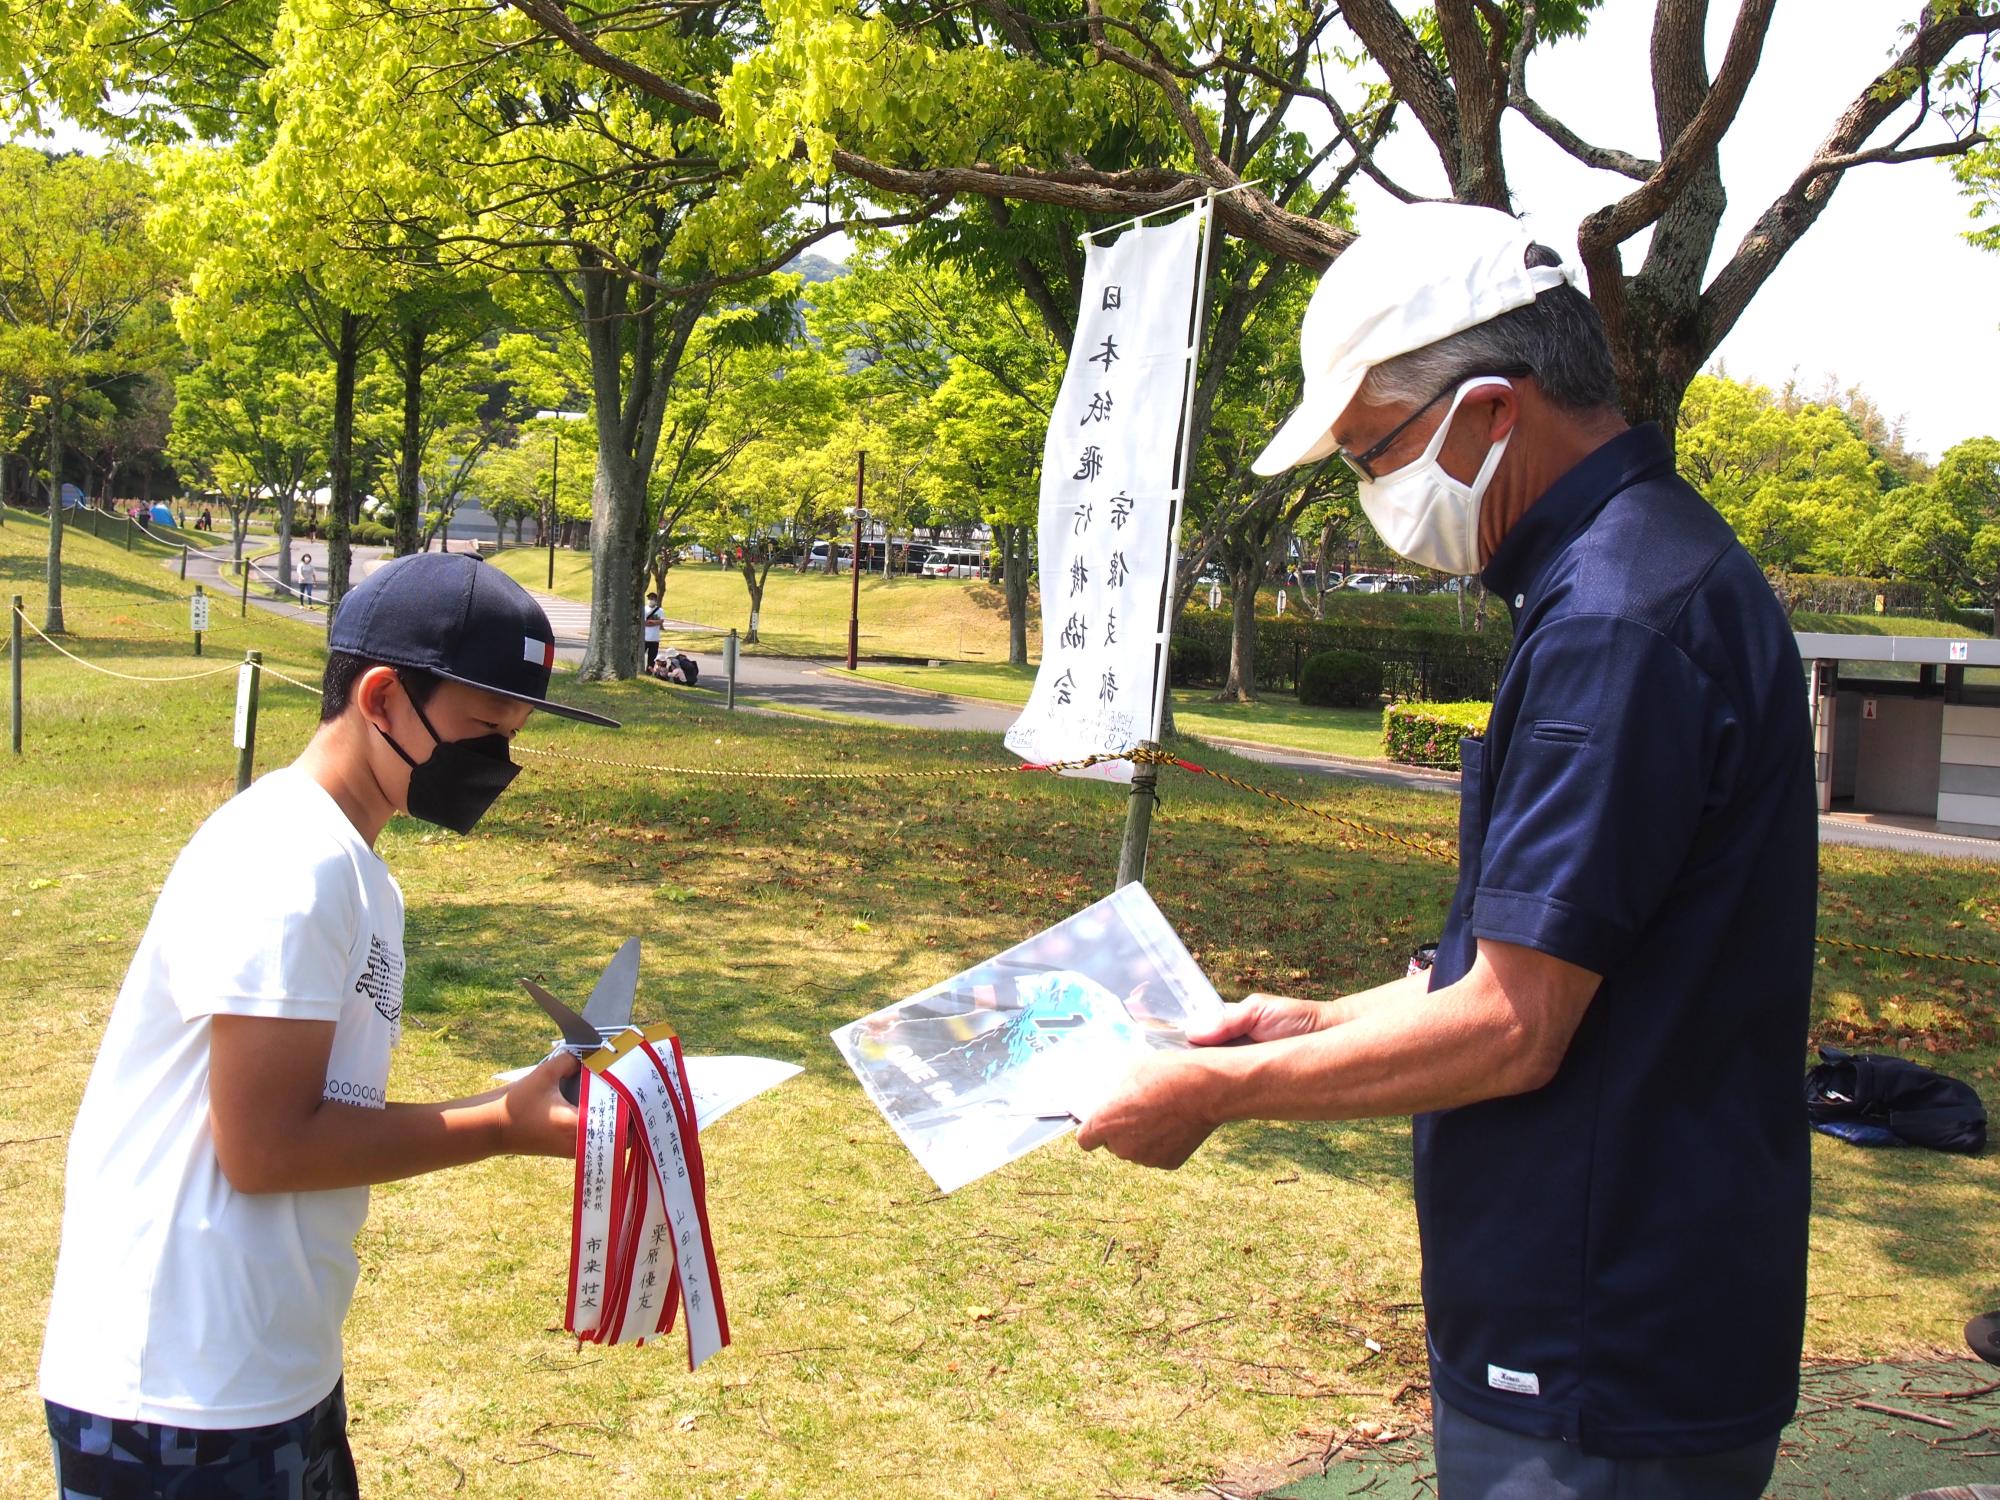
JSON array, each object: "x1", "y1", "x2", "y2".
[
  {"x1": 1074, "y1": 1050, "x2": 1222, "y2": 1169},
  {"x1": 1186, "y1": 993, "x2": 1330, "y2": 1047},
  {"x1": 498, "y1": 1051, "x2": 582, "y2": 1157}
]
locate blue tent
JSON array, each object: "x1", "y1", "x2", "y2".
[{"x1": 149, "y1": 503, "x2": 175, "y2": 527}]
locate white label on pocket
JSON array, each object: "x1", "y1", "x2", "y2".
[{"x1": 1488, "y1": 1364, "x2": 1541, "y2": 1397}]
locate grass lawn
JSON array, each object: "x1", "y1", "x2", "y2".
[
  {"x1": 491, "y1": 547, "x2": 1038, "y2": 663},
  {"x1": 852, "y1": 661, "x2": 1392, "y2": 761},
  {"x1": 5, "y1": 508, "x2": 2000, "y2": 1497}
]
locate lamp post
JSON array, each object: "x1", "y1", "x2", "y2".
[{"x1": 535, "y1": 409, "x2": 589, "y2": 589}]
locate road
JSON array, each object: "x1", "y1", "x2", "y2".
[{"x1": 156, "y1": 543, "x2": 2000, "y2": 863}]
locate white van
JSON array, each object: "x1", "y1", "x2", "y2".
[{"x1": 922, "y1": 547, "x2": 983, "y2": 579}]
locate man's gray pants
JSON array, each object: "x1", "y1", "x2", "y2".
[{"x1": 1433, "y1": 1395, "x2": 1782, "y2": 1499}]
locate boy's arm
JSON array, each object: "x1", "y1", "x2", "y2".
[{"x1": 208, "y1": 1015, "x2": 578, "y2": 1194}]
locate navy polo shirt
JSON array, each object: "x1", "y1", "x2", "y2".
[{"x1": 1417, "y1": 423, "x2": 1816, "y2": 1457}]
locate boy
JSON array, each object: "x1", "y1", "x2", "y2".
[{"x1": 40, "y1": 552, "x2": 618, "y2": 1498}]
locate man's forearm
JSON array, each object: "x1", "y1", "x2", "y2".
[{"x1": 1197, "y1": 975, "x2": 1556, "y2": 1128}]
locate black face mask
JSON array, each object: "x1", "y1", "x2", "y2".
[{"x1": 375, "y1": 692, "x2": 520, "y2": 834}]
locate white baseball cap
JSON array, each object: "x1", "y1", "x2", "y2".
[{"x1": 1252, "y1": 203, "x2": 1579, "y2": 477}]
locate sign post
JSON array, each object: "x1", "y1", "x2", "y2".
[
  {"x1": 725, "y1": 628, "x2": 739, "y2": 712},
  {"x1": 234, "y1": 651, "x2": 262, "y2": 793},
  {"x1": 10, "y1": 595, "x2": 21, "y2": 756},
  {"x1": 191, "y1": 585, "x2": 209, "y2": 657}
]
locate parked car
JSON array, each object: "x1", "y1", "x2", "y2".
[
  {"x1": 923, "y1": 547, "x2": 984, "y2": 579},
  {"x1": 1346, "y1": 572, "x2": 1418, "y2": 594}
]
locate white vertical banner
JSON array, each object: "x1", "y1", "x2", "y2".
[{"x1": 1005, "y1": 203, "x2": 1209, "y2": 783}]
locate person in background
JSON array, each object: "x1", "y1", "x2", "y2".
[
  {"x1": 299, "y1": 553, "x2": 317, "y2": 608},
  {"x1": 643, "y1": 591, "x2": 665, "y2": 671}
]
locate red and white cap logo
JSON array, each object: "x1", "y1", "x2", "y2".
[{"x1": 523, "y1": 636, "x2": 555, "y2": 669}]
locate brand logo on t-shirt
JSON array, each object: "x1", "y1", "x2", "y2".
[
  {"x1": 356, "y1": 934, "x2": 405, "y2": 1024},
  {"x1": 1487, "y1": 1363, "x2": 1541, "y2": 1397}
]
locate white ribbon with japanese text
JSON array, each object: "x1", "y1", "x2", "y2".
[{"x1": 564, "y1": 1025, "x2": 728, "y2": 1368}]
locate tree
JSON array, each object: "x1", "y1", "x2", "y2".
[
  {"x1": 377, "y1": 283, "x2": 508, "y2": 557},
  {"x1": 168, "y1": 304, "x2": 335, "y2": 576},
  {"x1": 1860, "y1": 437, "x2": 2000, "y2": 630},
  {"x1": 1675, "y1": 373, "x2": 1891, "y2": 572},
  {"x1": 0, "y1": 146, "x2": 177, "y2": 632},
  {"x1": 476, "y1": 420, "x2": 596, "y2": 548},
  {"x1": 493, "y1": 0, "x2": 1998, "y2": 443},
  {"x1": 811, "y1": 254, "x2": 1061, "y2": 661},
  {"x1": 644, "y1": 298, "x2": 807, "y2": 601},
  {"x1": 695, "y1": 350, "x2": 850, "y2": 641}
]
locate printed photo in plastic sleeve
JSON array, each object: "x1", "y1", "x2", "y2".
[{"x1": 831, "y1": 883, "x2": 1224, "y2": 1193}]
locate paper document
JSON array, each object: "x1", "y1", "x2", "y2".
[
  {"x1": 831, "y1": 883, "x2": 1222, "y2": 1193},
  {"x1": 494, "y1": 1053, "x2": 800, "y2": 1132}
]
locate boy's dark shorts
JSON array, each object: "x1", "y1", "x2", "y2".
[{"x1": 46, "y1": 1378, "x2": 357, "y2": 1499}]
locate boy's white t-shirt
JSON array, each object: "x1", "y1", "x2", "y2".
[
  {"x1": 643, "y1": 605, "x2": 663, "y2": 643},
  {"x1": 40, "y1": 767, "x2": 405, "y2": 1428}
]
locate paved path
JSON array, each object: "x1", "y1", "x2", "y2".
[{"x1": 170, "y1": 557, "x2": 2000, "y2": 865}]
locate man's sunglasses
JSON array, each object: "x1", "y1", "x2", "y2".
[{"x1": 1335, "y1": 370, "x2": 1527, "y2": 482}]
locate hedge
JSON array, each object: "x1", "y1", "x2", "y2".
[
  {"x1": 1171, "y1": 611, "x2": 1511, "y2": 700},
  {"x1": 1383, "y1": 700, "x2": 1490, "y2": 770},
  {"x1": 1298, "y1": 649, "x2": 1383, "y2": 708},
  {"x1": 1768, "y1": 570, "x2": 1937, "y2": 618}
]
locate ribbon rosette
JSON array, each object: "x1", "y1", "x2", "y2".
[{"x1": 565, "y1": 1024, "x2": 729, "y2": 1368}]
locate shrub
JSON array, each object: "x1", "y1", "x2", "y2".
[
  {"x1": 1383, "y1": 700, "x2": 1490, "y2": 770},
  {"x1": 1298, "y1": 649, "x2": 1383, "y2": 708},
  {"x1": 350, "y1": 519, "x2": 393, "y2": 545},
  {"x1": 1169, "y1": 633, "x2": 1222, "y2": 687},
  {"x1": 1170, "y1": 610, "x2": 1510, "y2": 697}
]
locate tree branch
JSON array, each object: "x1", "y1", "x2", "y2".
[
  {"x1": 1507, "y1": 0, "x2": 1658, "y2": 181},
  {"x1": 1337, "y1": 0, "x2": 1464, "y2": 192},
  {"x1": 1578, "y1": 0, "x2": 1776, "y2": 254},
  {"x1": 1700, "y1": 3, "x2": 2000, "y2": 352}
]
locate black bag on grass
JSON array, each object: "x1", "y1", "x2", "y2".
[{"x1": 1804, "y1": 1047, "x2": 1986, "y2": 1154}]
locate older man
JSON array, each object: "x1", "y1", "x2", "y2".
[{"x1": 1078, "y1": 203, "x2": 1815, "y2": 1498}]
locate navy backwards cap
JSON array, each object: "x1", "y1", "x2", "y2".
[{"x1": 329, "y1": 553, "x2": 619, "y2": 727}]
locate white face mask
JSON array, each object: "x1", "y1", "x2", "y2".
[{"x1": 1355, "y1": 377, "x2": 1512, "y2": 577}]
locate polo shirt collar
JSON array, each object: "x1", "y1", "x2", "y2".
[{"x1": 1481, "y1": 423, "x2": 1674, "y2": 609}]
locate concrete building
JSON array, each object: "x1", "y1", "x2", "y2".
[{"x1": 1799, "y1": 632, "x2": 2000, "y2": 840}]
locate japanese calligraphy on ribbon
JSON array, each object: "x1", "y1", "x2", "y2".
[
  {"x1": 565, "y1": 1025, "x2": 730, "y2": 1369},
  {"x1": 1006, "y1": 202, "x2": 1211, "y2": 783}
]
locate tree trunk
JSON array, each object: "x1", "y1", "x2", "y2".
[
  {"x1": 275, "y1": 492, "x2": 295, "y2": 591},
  {"x1": 395, "y1": 320, "x2": 425, "y2": 558},
  {"x1": 42, "y1": 395, "x2": 66, "y2": 634},
  {"x1": 325, "y1": 310, "x2": 362, "y2": 626},
  {"x1": 1313, "y1": 521, "x2": 1335, "y2": 621},
  {"x1": 1216, "y1": 552, "x2": 1261, "y2": 703},
  {"x1": 741, "y1": 561, "x2": 766, "y2": 644},
  {"x1": 572, "y1": 255, "x2": 688, "y2": 682},
  {"x1": 580, "y1": 450, "x2": 647, "y2": 678},
  {"x1": 999, "y1": 522, "x2": 1033, "y2": 667}
]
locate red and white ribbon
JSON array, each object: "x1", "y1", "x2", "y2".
[{"x1": 564, "y1": 1025, "x2": 728, "y2": 1368}]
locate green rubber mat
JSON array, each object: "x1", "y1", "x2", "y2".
[{"x1": 1264, "y1": 1361, "x2": 2000, "y2": 1499}]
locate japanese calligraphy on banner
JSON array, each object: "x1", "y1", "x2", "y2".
[{"x1": 1005, "y1": 203, "x2": 1210, "y2": 783}]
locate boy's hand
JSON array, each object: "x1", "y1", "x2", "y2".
[{"x1": 498, "y1": 1051, "x2": 582, "y2": 1157}]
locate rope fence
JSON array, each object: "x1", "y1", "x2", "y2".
[{"x1": 7, "y1": 603, "x2": 1998, "y2": 974}]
